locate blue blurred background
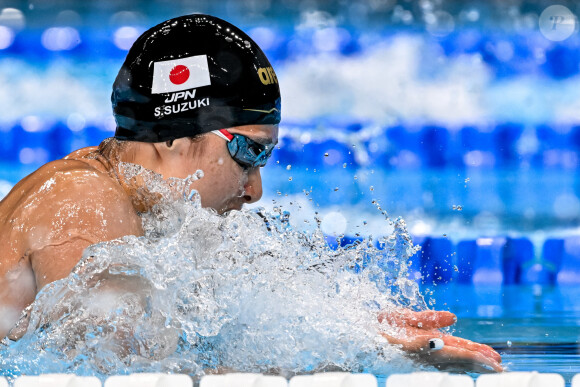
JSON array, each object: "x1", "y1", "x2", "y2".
[
  {"x1": 1, "y1": 0, "x2": 580, "y2": 288},
  {"x1": 6, "y1": 3, "x2": 580, "y2": 379}
]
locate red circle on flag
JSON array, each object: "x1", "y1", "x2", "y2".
[{"x1": 169, "y1": 65, "x2": 190, "y2": 85}]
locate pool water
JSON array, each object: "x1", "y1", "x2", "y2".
[
  {"x1": 372, "y1": 285, "x2": 580, "y2": 386},
  {"x1": 0, "y1": 183, "x2": 432, "y2": 379},
  {"x1": 439, "y1": 285, "x2": 580, "y2": 386}
]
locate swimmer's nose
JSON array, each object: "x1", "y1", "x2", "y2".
[{"x1": 243, "y1": 167, "x2": 263, "y2": 203}]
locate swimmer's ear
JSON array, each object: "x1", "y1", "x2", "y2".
[{"x1": 152, "y1": 138, "x2": 193, "y2": 160}]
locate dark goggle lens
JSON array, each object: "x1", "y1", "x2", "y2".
[{"x1": 227, "y1": 134, "x2": 275, "y2": 168}]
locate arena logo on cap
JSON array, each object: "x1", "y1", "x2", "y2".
[
  {"x1": 257, "y1": 67, "x2": 278, "y2": 85},
  {"x1": 151, "y1": 55, "x2": 211, "y2": 94}
]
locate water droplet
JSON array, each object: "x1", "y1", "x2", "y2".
[{"x1": 507, "y1": 340, "x2": 512, "y2": 347}]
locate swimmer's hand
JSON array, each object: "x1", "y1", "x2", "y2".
[{"x1": 378, "y1": 308, "x2": 503, "y2": 373}]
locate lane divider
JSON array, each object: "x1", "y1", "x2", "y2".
[
  {"x1": 386, "y1": 372, "x2": 472, "y2": 386},
  {"x1": 200, "y1": 373, "x2": 287, "y2": 387},
  {"x1": 104, "y1": 373, "x2": 192, "y2": 387},
  {"x1": 476, "y1": 372, "x2": 564, "y2": 387},
  {"x1": 0, "y1": 371, "x2": 574, "y2": 386},
  {"x1": 13, "y1": 374, "x2": 100, "y2": 387},
  {"x1": 289, "y1": 372, "x2": 377, "y2": 387}
]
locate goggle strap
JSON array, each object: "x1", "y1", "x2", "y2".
[{"x1": 212, "y1": 129, "x2": 234, "y2": 142}]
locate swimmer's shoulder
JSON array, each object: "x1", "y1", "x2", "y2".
[
  {"x1": 32, "y1": 159, "x2": 134, "y2": 213},
  {"x1": 6, "y1": 165, "x2": 99, "y2": 205},
  {"x1": 62, "y1": 146, "x2": 100, "y2": 161},
  {"x1": 40, "y1": 145, "x2": 107, "y2": 176},
  {"x1": 0, "y1": 147, "x2": 142, "y2": 279},
  {"x1": 0, "y1": 148, "x2": 134, "y2": 222},
  {"x1": 26, "y1": 145, "x2": 108, "y2": 181},
  {"x1": 19, "y1": 146, "x2": 119, "y2": 192}
]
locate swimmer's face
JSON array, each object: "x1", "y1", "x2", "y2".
[{"x1": 189, "y1": 124, "x2": 278, "y2": 213}]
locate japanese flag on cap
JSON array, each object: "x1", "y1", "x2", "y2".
[{"x1": 151, "y1": 54, "x2": 211, "y2": 94}]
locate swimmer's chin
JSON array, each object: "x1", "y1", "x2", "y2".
[{"x1": 218, "y1": 203, "x2": 244, "y2": 214}]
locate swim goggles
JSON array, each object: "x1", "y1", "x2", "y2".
[{"x1": 212, "y1": 129, "x2": 275, "y2": 169}]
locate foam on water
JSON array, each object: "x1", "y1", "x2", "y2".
[{"x1": 0, "y1": 164, "x2": 427, "y2": 380}]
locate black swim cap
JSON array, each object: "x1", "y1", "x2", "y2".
[{"x1": 112, "y1": 14, "x2": 281, "y2": 142}]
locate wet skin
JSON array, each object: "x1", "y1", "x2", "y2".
[
  {"x1": 0, "y1": 124, "x2": 274, "y2": 340},
  {"x1": 0, "y1": 123, "x2": 502, "y2": 372},
  {"x1": 379, "y1": 308, "x2": 503, "y2": 372}
]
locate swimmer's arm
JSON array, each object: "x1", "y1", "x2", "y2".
[
  {"x1": 31, "y1": 234, "x2": 112, "y2": 290},
  {"x1": 5, "y1": 235, "x2": 117, "y2": 341},
  {"x1": 5, "y1": 179, "x2": 143, "y2": 340},
  {"x1": 27, "y1": 173, "x2": 143, "y2": 291},
  {"x1": 0, "y1": 262, "x2": 36, "y2": 339}
]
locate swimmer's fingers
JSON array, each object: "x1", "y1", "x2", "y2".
[
  {"x1": 378, "y1": 308, "x2": 457, "y2": 330},
  {"x1": 441, "y1": 334, "x2": 502, "y2": 364},
  {"x1": 381, "y1": 329, "x2": 502, "y2": 364},
  {"x1": 380, "y1": 331, "x2": 503, "y2": 373},
  {"x1": 421, "y1": 343, "x2": 504, "y2": 373}
]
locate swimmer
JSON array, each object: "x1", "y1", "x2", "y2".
[{"x1": 0, "y1": 14, "x2": 502, "y2": 373}]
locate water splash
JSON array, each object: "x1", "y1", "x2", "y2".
[{"x1": 0, "y1": 166, "x2": 427, "y2": 380}]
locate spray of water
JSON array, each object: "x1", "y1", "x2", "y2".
[{"x1": 0, "y1": 164, "x2": 427, "y2": 380}]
